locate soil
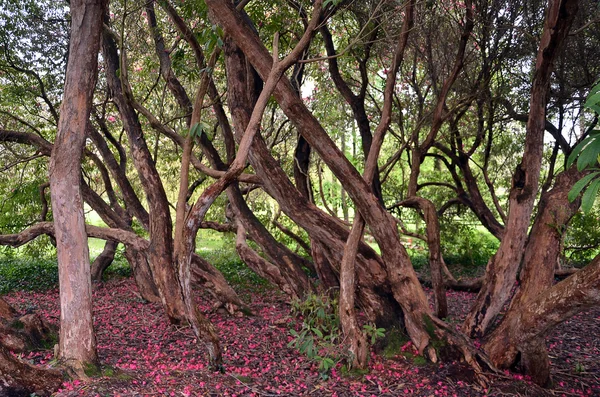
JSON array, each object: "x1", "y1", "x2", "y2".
[{"x1": 2, "y1": 278, "x2": 598, "y2": 397}]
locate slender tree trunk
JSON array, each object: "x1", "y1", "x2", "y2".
[
  {"x1": 464, "y1": 0, "x2": 579, "y2": 338},
  {"x1": 90, "y1": 240, "x2": 118, "y2": 282},
  {"x1": 48, "y1": 0, "x2": 106, "y2": 376},
  {"x1": 401, "y1": 197, "x2": 447, "y2": 318}
]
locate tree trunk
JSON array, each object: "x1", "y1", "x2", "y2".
[
  {"x1": 191, "y1": 254, "x2": 246, "y2": 313},
  {"x1": 90, "y1": 240, "x2": 118, "y2": 282},
  {"x1": 485, "y1": 253, "x2": 600, "y2": 385},
  {"x1": 221, "y1": 32, "x2": 403, "y2": 328},
  {"x1": 484, "y1": 166, "x2": 584, "y2": 385},
  {"x1": 49, "y1": 0, "x2": 106, "y2": 376},
  {"x1": 463, "y1": 0, "x2": 578, "y2": 338},
  {"x1": 401, "y1": 197, "x2": 448, "y2": 318}
]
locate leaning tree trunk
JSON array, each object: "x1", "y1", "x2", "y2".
[
  {"x1": 484, "y1": 166, "x2": 584, "y2": 386},
  {"x1": 48, "y1": 0, "x2": 106, "y2": 376},
  {"x1": 400, "y1": 197, "x2": 447, "y2": 318},
  {"x1": 222, "y1": 34, "x2": 404, "y2": 328},
  {"x1": 210, "y1": 0, "x2": 434, "y2": 354},
  {"x1": 463, "y1": 0, "x2": 579, "y2": 338},
  {"x1": 90, "y1": 240, "x2": 118, "y2": 282}
]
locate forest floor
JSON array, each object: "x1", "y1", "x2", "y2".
[{"x1": 3, "y1": 277, "x2": 599, "y2": 397}]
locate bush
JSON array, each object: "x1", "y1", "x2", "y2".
[
  {"x1": 0, "y1": 257, "x2": 59, "y2": 294},
  {"x1": 288, "y1": 292, "x2": 384, "y2": 378},
  {"x1": 440, "y1": 221, "x2": 498, "y2": 269}
]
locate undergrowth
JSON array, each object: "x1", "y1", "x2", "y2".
[
  {"x1": 200, "y1": 248, "x2": 269, "y2": 292},
  {"x1": 288, "y1": 292, "x2": 385, "y2": 378}
]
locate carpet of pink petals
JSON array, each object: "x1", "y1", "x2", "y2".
[{"x1": 4, "y1": 278, "x2": 598, "y2": 397}]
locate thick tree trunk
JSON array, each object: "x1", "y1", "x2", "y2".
[
  {"x1": 484, "y1": 166, "x2": 584, "y2": 385},
  {"x1": 464, "y1": 0, "x2": 578, "y2": 338},
  {"x1": 485, "y1": 254, "x2": 600, "y2": 384},
  {"x1": 49, "y1": 0, "x2": 106, "y2": 376}
]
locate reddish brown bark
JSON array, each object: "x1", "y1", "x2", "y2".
[
  {"x1": 464, "y1": 0, "x2": 579, "y2": 338},
  {"x1": 338, "y1": 0, "x2": 416, "y2": 368},
  {"x1": 222, "y1": 37, "x2": 403, "y2": 327},
  {"x1": 400, "y1": 197, "x2": 448, "y2": 318},
  {"x1": 484, "y1": 166, "x2": 584, "y2": 385},
  {"x1": 49, "y1": 0, "x2": 106, "y2": 376},
  {"x1": 0, "y1": 345, "x2": 62, "y2": 397},
  {"x1": 485, "y1": 253, "x2": 600, "y2": 385}
]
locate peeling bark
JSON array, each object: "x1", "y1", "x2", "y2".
[
  {"x1": 49, "y1": 0, "x2": 107, "y2": 376},
  {"x1": 484, "y1": 166, "x2": 584, "y2": 385},
  {"x1": 464, "y1": 0, "x2": 579, "y2": 338}
]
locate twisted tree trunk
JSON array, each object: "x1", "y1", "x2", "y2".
[{"x1": 464, "y1": 0, "x2": 579, "y2": 338}]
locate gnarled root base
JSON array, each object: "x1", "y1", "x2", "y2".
[
  {"x1": 428, "y1": 316, "x2": 499, "y2": 388},
  {"x1": 0, "y1": 345, "x2": 63, "y2": 397}
]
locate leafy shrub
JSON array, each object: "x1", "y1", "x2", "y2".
[
  {"x1": 440, "y1": 221, "x2": 498, "y2": 270},
  {"x1": 288, "y1": 293, "x2": 385, "y2": 378},
  {"x1": 289, "y1": 292, "x2": 343, "y2": 377},
  {"x1": 0, "y1": 257, "x2": 59, "y2": 294}
]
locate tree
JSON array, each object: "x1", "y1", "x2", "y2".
[
  {"x1": 49, "y1": 0, "x2": 107, "y2": 377},
  {"x1": 0, "y1": 0, "x2": 599, "y2": 388}
]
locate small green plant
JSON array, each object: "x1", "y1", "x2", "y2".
[
  {"x1": 362, "y1": 323, "x2": 385, "y2": 345},
  {"x1": 288, "y1": 292, "x2": 343, "y2": 377},
  {"x1": 289, "y1": 293, "x2": 386, "y2": 378},
  {"x1": 574, "y1": 362, "x2": 586, "y2": 374}
]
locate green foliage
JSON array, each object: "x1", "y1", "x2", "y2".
[
  {"x1": 288, "y1": 293, "x2": 385, "y2": 377},
  {"x1": 288, "y1": 292, "x2": 343, "y2": 377},
  {"x1": 0, "y1": 257, "x2": 59, "y2": 294},
  {"x1": 440, "y1": 221, "x2": 498, "y2": 270},
  {"x1": 563, "y1": 207, "x2": 600, "y2": 266},
  {"x1": 362, "y1": 323, "x2": 385, "y2": 345},
  {"x1": 568, "y1": 81, "x2": 600, "y2": 213},
  {"x1": 199, "y1": 247, "x2": 269, "y2": 291}
]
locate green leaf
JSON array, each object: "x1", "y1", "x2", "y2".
[
  {"x1": 585, "y1": 91, "x2": 600, "y2": 109},
  {"x1": 312, "y1": 327, "x2": 323, "y2": 338},
  {"x1": 577, "y1": 136, "x2": 600, "y2": 171},
  {"x1": 581, "y1": 179, "x2": 600, "y2": 214},
  {"x1": 568, "y1": 172, "x2": 600, "y2": 202},
  {"x1": 189, "y1": 122, "x2": 202, "y2": 138}
]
